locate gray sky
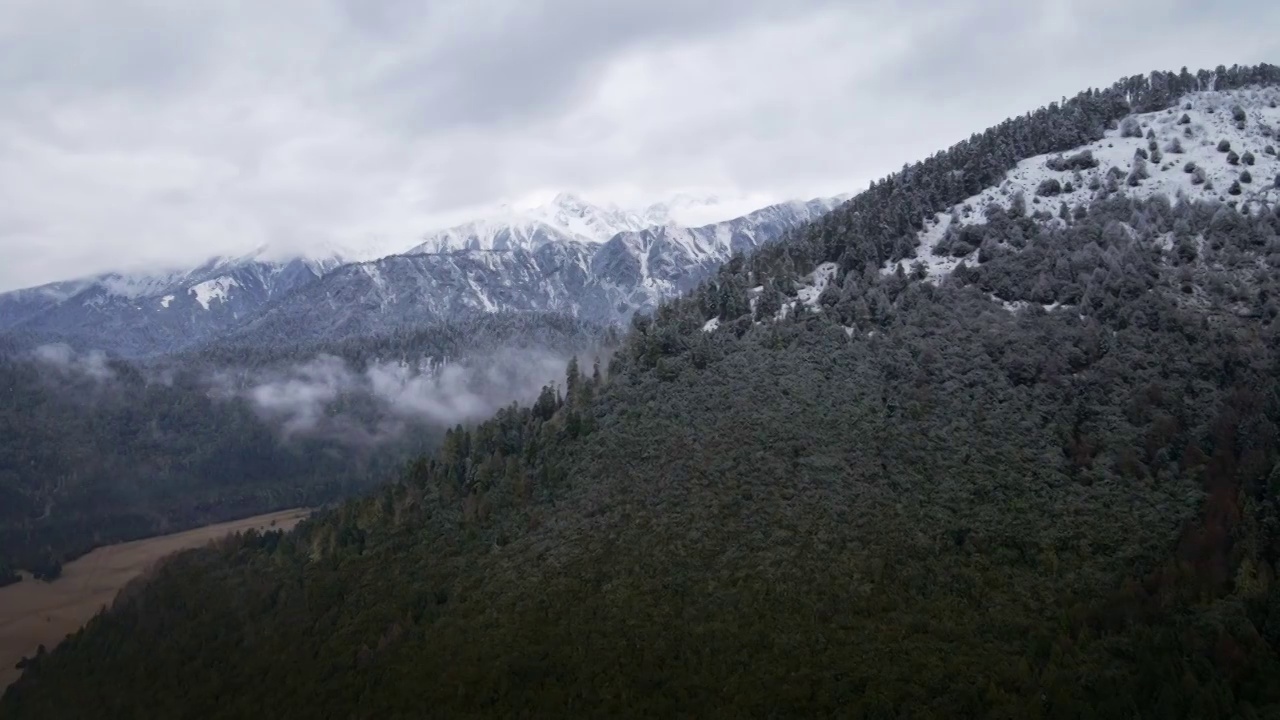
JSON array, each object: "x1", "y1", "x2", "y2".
[{"x1": 1, "y1": 0, "x2": 1277, "y2": 291}]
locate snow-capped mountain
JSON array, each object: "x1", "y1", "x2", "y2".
[
  {"x1": 410, "y1": 192, "x2": 653, "y2": 254},
  {"x1": 214, "y1": 196, "x2": 843, "y2": 348},
  {"x1": 592, "y1": 197, "x2": 847, "y2": 310},
  {"x1": 0, "y1": 194, "x2": 842, "y2": 355},
  {"x1": 0, "y1": 250, "x2": 343, "y2": 356},
  {"x1": 883, "y1": 84, "x2": 1280, "y2": 280},
  {"x1": 409, "y1": 191, "x2": 791, "y2": 255}
]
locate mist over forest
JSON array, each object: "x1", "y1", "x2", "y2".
[{"x1": 0, "y1": 313, "x2": 613, "y2": 584}]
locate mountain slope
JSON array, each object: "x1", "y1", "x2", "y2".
[
  {"x1": 0, "y1": 312, "x2": 611, "y2": 579},
  {"x1": 6, "y1": 65, "x2": 1280, "y2": 718},
  {"x1": 0, "y1": 196, "x2": 835, "y2": 356},
  {"x1": 0, "y1": 253, "x2": 342, "y2": 357},
  {"x1": 887, "y1": 84, "x2": 1280, "y2": 279},
  {"x1": 214, "y1": 197, "x2": 839, "y2": 348},
  {"x1": 409, "y1": 191, "x2": 769, "y2": 254}
]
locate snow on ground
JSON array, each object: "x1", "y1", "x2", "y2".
[
  {"x1": 189, "y1": 276, "x2": 239, "y2": 310},
  {"x1": 885, "y1": 86, "x2": 1280, "y2": 280},
  {"x1": 989, "y1": 295, "x2": 1070, "y2": 313},
  {"x1": 883, "y1": 214, "x2": 968, "y2": 279},
  {"x1": 795, "y1": 262, "x2": 840, "y2": 307},
  {"x1": 159, "y1": 295, "x2": 174, "y2": 309},
  {"x1": 701, "y1": 317, "x2": 720, "y2": 332}
]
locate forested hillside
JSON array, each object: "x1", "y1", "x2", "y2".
[
  {"x1": 5, "y1": 65, "x2": 1280, "y2": 718},
  {"x1": 0, "y1": 313, "x2": 608, "y2": 582}
]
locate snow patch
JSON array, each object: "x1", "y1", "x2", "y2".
[
  {"x1": 159, "y1": 295, "x2": 174, "y2": 309},
  {"x1": 886, "y1": 86, "x2": 1280, "y2": 281},
  {"x1": 701, "y1": 317, "x2": 720, "y2": 333},
  {"x1": 795, "y1": 262, "x2": 840, "y2": 307},
  {"x1": 189, "y1": 276, "x2": 239, "y2": 310}
]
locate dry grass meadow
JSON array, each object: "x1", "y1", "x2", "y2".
[{"x1": 0, "y1": 508, "x2": 310, "y2": 692}]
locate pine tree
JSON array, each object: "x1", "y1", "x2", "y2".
[{"x1": 565, "y1": 356, "x2": 580, "y2": 404}]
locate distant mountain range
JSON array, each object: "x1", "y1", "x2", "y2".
[{"x1": 0, "y1": 193, "x2": 845, "y2": 356}]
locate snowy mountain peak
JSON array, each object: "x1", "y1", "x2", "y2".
[{"x1": 410, "y1": 191, "x2": 817, "y2": 255}]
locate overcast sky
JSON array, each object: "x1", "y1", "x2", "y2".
[{"x1": 1, "y1": 0, "x2": 1277, "y2": 291}]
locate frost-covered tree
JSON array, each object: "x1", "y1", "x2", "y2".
[
  {"x1": 1228, "y1": 180, "x2": 1242, "y2": 195},
  {"x1": 1120, "y1": 117, "x2": 1143, "y2": 138},
  {"x1": 1178, "y1": 113, "x2": 1192, "y2": 124},
  {"x1": 1242, "y1": 150, "x2": 1255, "y2": 165},
  {"x1": 1240, "y1": 170, "x2": 1253, "y2": 184},
  {"x1": 1129, "y1": 156, "x2": 1150, "y2": 184},
  {"x1": 1166, "y1": 137, "x2": 1185, "y2": 153},
  {"x1": 1010, "y1": 191, "x2": 1027, "y2": 218},
  {"x1": 1036, "y1": 178, "x2": 1062, "y2": 196},
  {"x1": 1227, "y1": 150, "x2": 1240, "y2": 165},
  {"x1": 1218, "y1": 139, "x2": 1232, "y2": 152},
  {"x1": 1232, "y1": 104, "x2": 1247, "y2": 122}
]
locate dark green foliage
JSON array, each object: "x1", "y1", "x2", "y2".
[
  {"x1": 1228, "y1": 150, "x2": 1241, "y2": 165},
  {"x1": 8, "y1": 210, "x2": 1280, "y2": 715},
  {"x1": 1242, "y1": 170, "x2": 1253, "y2": 184},
  {"x1": 1229, "y1": 180, "x2": 1243, "y2": 195},
  {"x1": 1220, "y1": 139, "x2": 1233, "y2": 152},
  {"x1": 1266, "y1": 145, "x2": 1276, "y2": 156},
  {"x1": 0, "y1": 352, "x2": 417, "y2": 574},
  {"x1": 6, "y1": 64, "x2": 1280, "y2": 718},
  {"x1": 0, "y1": 312, "x2": 611, "y2": 574},
  {"x1": 1243, "y1": 150, "x2": 1256, "y2": 165}
]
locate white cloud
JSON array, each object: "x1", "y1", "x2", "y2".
[{"x1": 0, "y1": 0, "x2": 1277, "y2": 291}]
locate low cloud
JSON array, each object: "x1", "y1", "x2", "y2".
[
  {"x1": 247, "y1": 355, "x2": 349, "y2": 435},
  {"x1": 241, "y1": 349, "x2": 575, "y2": 442},
  {"x1": 31, "y1": 343, "x2": 115, "y2": 381}
]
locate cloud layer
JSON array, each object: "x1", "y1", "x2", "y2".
[
  {"x1": 1, "y1": 0, "x2": 1278, "y2": 290},
  {"x1": 244, "y1": 349, "x2": 573, "y2": 442}
]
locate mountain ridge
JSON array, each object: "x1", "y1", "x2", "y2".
[
  {"x1": 0, "y1": 195, "x2": 842, "y2": 356},
  {"x1": 7, "y1": 64, "x2": 1280, "y2": 718}
]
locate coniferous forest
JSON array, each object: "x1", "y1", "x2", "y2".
[
  {"x1": 0, "y1": 313, "x2": 608, "y2": 582},
  {"x1": 4, "y1": 64, "x2": 1280, "y2": 718}
]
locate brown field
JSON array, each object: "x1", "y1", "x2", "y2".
[{"x1": 0, "y1": 508, "x2": 311, "y2": 693}]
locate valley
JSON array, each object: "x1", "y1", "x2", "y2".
[
  {"x1": 0, "y1": 509, "x2": 310, "y2": 693},
  {"x1": 4, "y1": 63, "x2": 1279, "y2": 717},
  {"x1": 1, "y1": 18, "x2": 1280, "y2": 713}
]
